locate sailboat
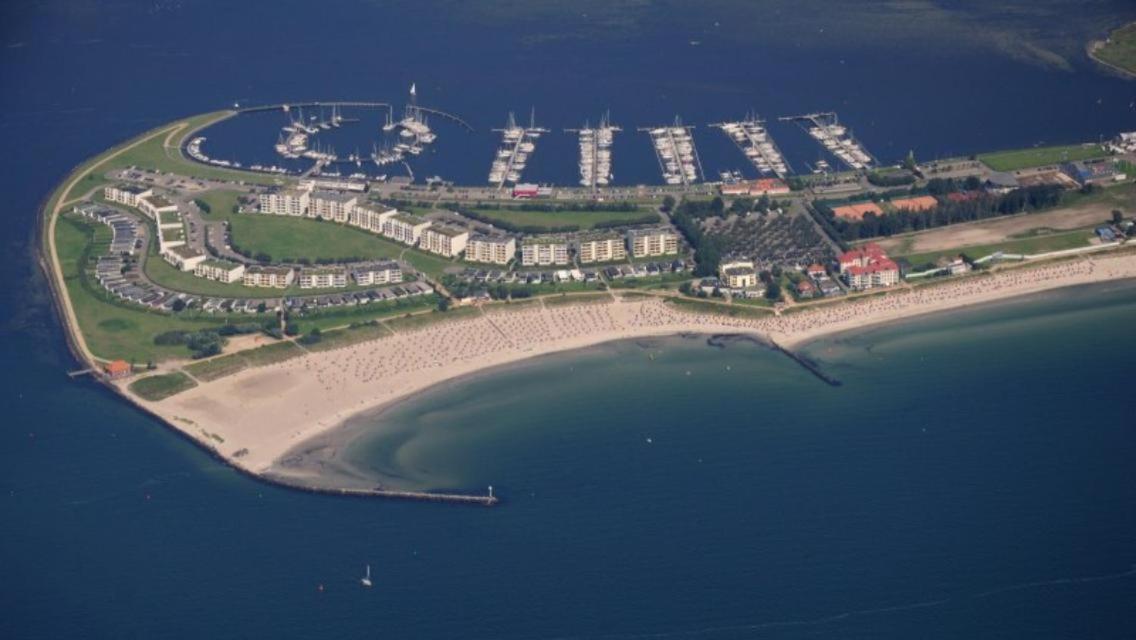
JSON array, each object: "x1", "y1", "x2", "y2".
[{"x1": 361, "y1": 564, "x2": 372, "y2": 588}]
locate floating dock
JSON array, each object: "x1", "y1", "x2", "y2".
[
  {"x1": 711, "y1": 115, "x2": 791, "y2": 179},
  {"x1": 780, "y1": 112, "x2": 876, "y2": 171},
  {"x1": 489, "y1": 111, "x2": 548, "y2": 189},
  {"x1": 639, "y1": 117, "x2": 704, "y2": 186},
  {"x1": 566, "y1": 113, "x2": 619, "y2": 191}
]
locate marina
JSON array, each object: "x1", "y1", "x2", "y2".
[
  {"x1": 488, "y1": 110, "x2": 548, "y2": 189},
  {"x1": 566, "y1": 113, "x2": 619, "y2": 191},
  {"x1": 781, "y1": 112, "x2": 876, "y2": 171},
  {"x1": 711, "y1": 115, "x2": 792, "y2": 179},
  {"x1": 639, "y1": 117, "x2": 704, "y2": 186}
]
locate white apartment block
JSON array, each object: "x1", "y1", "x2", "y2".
[
  {"x1": 309, "y1": 191, "x2": 358, "y2": 223},
  {"x1": 194, "y1": 259, "x2": 246, "y2": 283},
  {"x1": 136, "y1": 194, "x2": 179, "y2": 220},
  {"x1": 258, "y1": 186, "x2": 311, "y2": 216},
  {"x1": 628, "y1": 228, "x2": 679, "y2": 258},
  {"x1": 161, "y1": 245, "x2": 207, "y2": 272},
  {"x1": 465, "y1": 234, "x2": 516, "y2": 265},
  {"x1": 419, "y1": 225, "x2": 470, "y2": 258},
  {"x1": 719, "y1": 259, "x2": 757, "y2": 289},
  {"x1": 298, "y1": 267, "x2": 348, "y2": 289},
  {"x1": 351, "y1": 261, "x2": 403, "y2": 286},
  {"x1": 521, "y1": 237, "x2": 570, "y2": 266},
  {"x1": 243, "y1": 266, "x2": 295, "y2": 288},
  {"x1": 349, "y1": 205, "x2": 398, "y2": 234},
  {"x1": 576, "y1": 234, "x2": 627, "y2": 264},
  {"x1": 103, "y1": 184, "x2": 152, "y2": 207},
  {"x1": 382, "y1": 213, "x2": 432, "y2": 246}
]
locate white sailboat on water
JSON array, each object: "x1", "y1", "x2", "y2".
[{"x1": 361, "y1": 564, "x2": 373, "y2": 588}]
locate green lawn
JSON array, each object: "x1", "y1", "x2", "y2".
[
  {"x1": 899, "y1": 228, "x2": 1096, "y2": 266},
  {"x1": 217, "y1": 211, "x2": 455, "y2": 277},
  {"x1": 294, "y1": 294, "x2": 440, "y2": 332},
  {"x1": 56, "y1": 215, "x2": 230, "y2": 362},
  {"x1": 465, "y1": 206, "x2": 658, "y2": 231},
  {"x1": 978, "y1": 144, "x2": 1109, "y2": 172},
  {"x1": 129, "y1": 372, "x2": 198, "y2": 401},
  {"x1": 1094, "y1": 22, "x2": 1136, "y2": 75}
]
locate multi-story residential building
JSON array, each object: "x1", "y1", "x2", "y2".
[
  {"x1": 136, "y1": 194, "x2": 179, "y2": 220},
  {"x1": 627, "y1": 227, "x2": 679, "y2": 258},
  {"x1": 298, "y1": 267, "x2": 348, "y2": 289},
  {"x1": 103, "y1": 184, "x2": 152, "y2": 207},
  {"x1": 419, "y1": 225, "x2": 470, "y2": 258},
  {"x1": 348, "y1": 205, "x2": 398, "y2": 234},
  {"x1": 839, "y1": 243, "x2": 900, "y2": 290},
  {"x1": 465, "y1": 234, "x2": 516, "y2": 265},
  {"x1": 258, "y1": 185, "x2": 312, "y2": 216},
  {"x1": 382, "y1": 212, "x2": 432, "y2": 246},
  {"x1": 161, "y1": 244, "x2": 207, "y2": 272},
  {"x1": 351, "y1": 261, "x2": 403, "y2": 286},
  {"x1": 194, "y1": 259, "x2": 246, "y2": 283},
  {"x1": 243, "y1": 265, "x2": 295, "y2": 288},
  {"x1": 576, "y1": 232, "x2": 627, "y2": 264},
  {"x1": 309, "y1": 190, "x2": 358, "y2": 223},
  {"x1": 719, "y1": 258, "x2": 757, "y2": 289},
  {"x1": 521, "y1": 236, "x2": 571, "y2": 267}
]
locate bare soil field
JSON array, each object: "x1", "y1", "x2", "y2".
[{"x1": 877, "y1": 202, "x2": 1114, "y2": 255}]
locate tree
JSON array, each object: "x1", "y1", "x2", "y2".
[
  {"x1": 1112, "y1": 209, "x2": 1124, "y2": 225},
  {"x1": 661, "y1": 195, "x2": 676, "y2": 213},
  {"x1": 256, "y1": 302, "x2": 267, "y2": 314},
  {"x1": 284, "y1": 320, "x2": 299, "y2": 336},
  {"x1": 437, "y1": 297, "x2": 452, "y2": 312},
  {"x1": 171, "y1": 298, "x2": 186, "y2": 312},
  {"x1": 764, "y1": 282, "x2": 782, "y2": 301}
]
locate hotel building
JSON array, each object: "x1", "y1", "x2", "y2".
[
  {"x1": 258, "y1": 186, "x2": 312, "y2": 217},
  {"x1": 194, "y1": 259, "x2": 246, "y2": 283},
  {"x1": 382, "y1": 212, "x2": 432, "y2": 246},
  {"x1": 521, "y1": 236, "x2": 570, "y2": 267},
  {"x1": 348, "y1": 205, "x2": 398, "y2": 234},
  {"x1": 839, "y1": 243, "x2": 900, "y2": 290},
  {"x1": 103, "y1": 184, "x2": 152, "y2": 207},
  {"x1": 243, "y1": 265, "x2": 295, "y2": 288},
  {"x1": 576, "y1": 232, "x2": 627, "y2": 264},
  {"x1": 351, "y1": 261, "x2": 403, "y2": 286},
  {"x1": 627, "y1": 227, "x2": 679, "y2": 258},
  {"x1": 719, "y1": 258, "x2": 757, "y2": 289},
  {"x1": 298, "y1": 267, "x2": 348, "y2": 289},
  {"x1": 309, "y1": 190, "x2": 358, "y2": 223},
  {"x1": 161, "y1": 244, "x2": 207, "y2": 272},
  {"x1": 419, "y1": 225, "x2": 470, "y2": 258},
  {"x1": 465, "y1": 234, "x2": 516, "y2": 265}
]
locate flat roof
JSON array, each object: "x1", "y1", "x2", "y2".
[
  {"x1": 246, "y1": 265, "x2": 292, "y2": 276},
  {"x1": 311, "y1": 190, "x2": 358, "y2": 202},
  {"x1": 391, "y1": 212, "x2": 428, "y2": 225},
  {"x1": 143, "y1": 194, "x2": 176, "y2": 209},
  {"x1": 627, "y1": 227, "x2": 676, "y2": 238},
  {"x1": 470, "y1": 233, "x2": 514, "y2": 244},
  {"x1": 167, "y1": 244, "x2": 204, "y2": 259},
  {"x1": 302, "y1": 267, "x2": 347, "y2": 276},
  {"x1": 426, "y1": 225, "x2": 469, "y2": 238},
  {"x1": 199, "y1": 259, "x2": 242, "y2": 270}
]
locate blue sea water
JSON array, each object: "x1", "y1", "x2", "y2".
[{"x1": 3, "y1": 1, "x2": 1136, "y2": 637}]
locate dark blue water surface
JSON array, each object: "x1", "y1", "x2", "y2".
[{"x1": 3, "y1": 1, "x2": 1136, "y2": 637}]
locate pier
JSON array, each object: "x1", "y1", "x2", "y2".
[
  {"x1": 566, "y1": 113, "x2": 619, "y2": 191},
  {"x1": 711, "y1": 115, "x2": 792, "y2": 179},
  {"x1": 489, "y1": 111, "x2": 547, "y2": 190},
  {"x1": 780, "y1": 112, "x2": 877, "y2": 171},
  {"x1": 313, "y1": 485, "x2": 499, "y2": 506},
  {"x1": 639, "y1": 117, "x2": 704, "y2": 186}
]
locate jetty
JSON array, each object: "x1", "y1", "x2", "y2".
[
  {"x1": 566, "y1": 112, "x2": 619, "y2": 191},
  {"x1": 779, "y1": 111, "x2": 877, "y2": 171},
  {"x1": 489, "y1": 110, "x2": 547, "y2": 189},
  {"x1": 711, "y1": 115, "x2": 792, "y2": 179},
  {"x1": 639, "y1": 117, "x2": 703, "y2": 186}
]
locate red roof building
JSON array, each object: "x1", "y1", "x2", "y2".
[
  {"x1": 103, "y1": 360, "x2": 132, "y2": 379},
  {"x1": 720, "y1": 178, "x2": 791, "y2": 196},
  {"x1": 839, "y1": 244, "x2": 899, "y2": 290}
]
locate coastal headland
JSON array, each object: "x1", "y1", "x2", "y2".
[{"x1": 37, "y1": 106, "x2": 1136, "y2": 504}]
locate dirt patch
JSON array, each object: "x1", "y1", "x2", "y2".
[{"x1": 878, "y1": 203, "x2": 1111, "y2": 255}]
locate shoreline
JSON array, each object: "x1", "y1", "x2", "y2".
[{"x1": 112, "y1": 251, "x2": 1136, "y2": 501}]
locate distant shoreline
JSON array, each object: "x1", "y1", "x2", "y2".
[{"x1": 1088, "y1": 21, "x2": 1136, "y2": 79}]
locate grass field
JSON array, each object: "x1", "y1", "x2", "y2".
[
  {"x1": 898, "y1": 228, "x2": 1095, "y2": 266},
  {"x1": 384, "y1": 307, "x2": 480, "y2": 332},
  {"x1": 1093, "y1": 22, "x2": 1136, "y2": 75},
  {"x1": 214, "y1": 211, "x2": 455, "y2": 277},
  {"x1": 978, "y1": 144, "x2": 1108, "y2": 172},
  {"x1": 295, "y1": 294, "x2": 440, "y2": 332},
  {"x1": 467, "y1": 207, "x2": 658, "y2": 231},
  {"x1": 129, "y1": 372, "x2": 198, "y2": 401}
]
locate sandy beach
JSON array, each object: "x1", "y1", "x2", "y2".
[{"x1": 131, "y1": 251, "x2": 1136, "y2": 484}]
